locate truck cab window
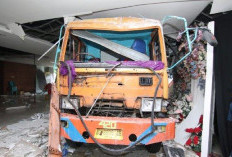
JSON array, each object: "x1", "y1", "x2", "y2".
[
  {"x1": 149, "y1": 30, "x2": 162, "y2": 61},
  {"x1": 64, "y1": 29, "x2": 162, "y2": 62}
]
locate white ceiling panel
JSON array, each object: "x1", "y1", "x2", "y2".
[
  {"x1": 0, "y1": 0, "x2": 211, "y2": 65},
  {"x1": 0, "y1": 0, "x2": 211, "y2": 24},
  {"x1": 81, "y1": 1, "x2": 210, "y2": 36},
  {"x1": 0, "y1": 29, "x2": 54, "y2": 56},
  {"x1": 210, "y1": 0, "x2": 232, "y2": 14}
]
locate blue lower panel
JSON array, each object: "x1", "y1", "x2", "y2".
[
  {"x1": 61, "y1": 117, "x2": 86, "y2": 143},
  {"x1": 130, "y1": 123, "x2": 167, "y2": 145}
]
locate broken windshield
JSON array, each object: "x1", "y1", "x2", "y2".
[{"x1": 64, "y1": 29, "x2": 162, "y2": 63}]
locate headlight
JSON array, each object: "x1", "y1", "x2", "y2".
[
  {"x1": 61, "y1": 97, "x2": 79, "y2": 109},
  {"x1": 141, "y1": 98, "x2": 162, "y2": 112}
]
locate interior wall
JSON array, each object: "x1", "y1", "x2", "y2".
[
  {"x1": 0, "y1": 61, "x2": 4, "y2": 95},
  {"x1": 1, "y1": 61, "x2": 36, "y2": 95}
]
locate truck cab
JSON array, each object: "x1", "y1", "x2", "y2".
[{"x1": 58, "y1": 17, "x2": 175, "y2": 152}]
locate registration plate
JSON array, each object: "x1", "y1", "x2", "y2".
[{"x1": 94, "y1": 129, "x2": 123, "y2": 140}]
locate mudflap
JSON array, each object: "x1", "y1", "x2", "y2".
[{"x1": 48, "y1": 84, "x2": 62, "y2": 157}]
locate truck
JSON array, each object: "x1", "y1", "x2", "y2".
[{"x1": 48, "y1": 17, "x2": 176, "y2": 156}]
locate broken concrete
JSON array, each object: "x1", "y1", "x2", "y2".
[
  {"x1": 4, "y1": 140, "x2": 43, "y2": 157},
  {"x1": 0, "y1": 113, "x2": 49, "y2": 157},
  {"x1": 0, "y1": 95, "x2": 49, "y2": 157},
  {"x1": 163, "y1": 141, "x2": 198, "y2": 157}
]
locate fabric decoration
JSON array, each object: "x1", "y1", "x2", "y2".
[
  {"x1": 60, "y1": 60, "x2": 77, "y2": 83},
  {"x1": 184, "y1": 115, "x2": 203, "y2": 156},
  {"x1": 106, "y1": 61, "x2": 164, "y2": 71}
]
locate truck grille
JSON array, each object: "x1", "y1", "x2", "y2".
[{"x1": 89, "y1": 99, "x2": 135, "y2": 117}]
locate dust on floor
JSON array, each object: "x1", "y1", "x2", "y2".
[
  {"x1": 0, "y1": 113, "x2": 49, "y2": 157},
  {"x1": 0, "y1": 95, "x2": 197, "y2": 157}
]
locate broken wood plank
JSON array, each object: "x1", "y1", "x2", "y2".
[{"x1": 48, "y1": 84, "x2": 62, "y2": 157}]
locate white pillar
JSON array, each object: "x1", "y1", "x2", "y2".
[{"x1": 201, "y1": 21, "x2": 215, "y2": 156}]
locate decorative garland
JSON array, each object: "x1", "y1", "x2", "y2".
[
  {"x1": 168, "y1": 29, "x2": 207, "y2": 119},
  {"x1": 176, "y1": 29, "x2": 207, "y2": 87},
  {"x1": 167, "y1": 28, "x2": 207, "y2": 156},
  {"x1": 185, "y1": 115, "x2": 203, "y2": 156},
  {"x1": 167, "y1": 94, "x2": 193, "y2": 122}
]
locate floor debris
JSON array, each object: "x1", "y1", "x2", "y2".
[
  {"x1": 4, "y1": 140, "x2": 43, "y2": 157},
  {"x1": 0, "y1": 113, "x2": 49, "y2": 157},
  {"x1": 5, "y1": 104, "x2": 31, "y2": 111},
  {"x1": 163, "y1": 141, "x2": 197, "y2": 157},
  {"x1": 31, "y1": 113, "x2": 46, "y2": 120}
]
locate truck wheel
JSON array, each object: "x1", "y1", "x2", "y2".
[
  {"x1": 145, "y1": 142, "x2": 162, "y2": 153},
  {"x1": 66, "y1": 139, "x2": 83, "y2": 147}
]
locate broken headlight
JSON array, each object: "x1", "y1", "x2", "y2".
[
  {"x1": 141, "y1": 98, "x2": 162, "y2": 112},
  {"x1": 61, "y1": 97, "x2": 79, "y2": 109}
]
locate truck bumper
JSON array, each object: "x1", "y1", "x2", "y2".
[{"x1": 60, "y1": 113, "x2": 175, "y2": 145}]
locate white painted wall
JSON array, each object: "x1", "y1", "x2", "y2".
[{"x1": 175, "y1": 79, "x2": 205, "y2": 145}]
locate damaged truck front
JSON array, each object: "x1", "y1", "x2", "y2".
[{"x1": 56, "y1": 17, "x2": 175, "y2": 154}]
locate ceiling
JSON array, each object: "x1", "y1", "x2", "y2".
[
  {"x1": 210, "y1": 0, "x2": 232, "y2": 14},
  {"x1": 0, "y1": 0, "x2": 217, "y2": 66},
  {"x1": 22, "y1": 18, "x2": 64, "y2": 44},
  {"x1": 0, "y1": 0, "x2": 212, "y2": 24}
]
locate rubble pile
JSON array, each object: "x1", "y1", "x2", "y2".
[{"x1": 0, "y1": 113, "x2": 49, "y2": 157}]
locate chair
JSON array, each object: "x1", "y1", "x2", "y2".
[
  {"x1": 120, "y1": 39, "x2": 147, "y2": 61},
  {"x1": 131, "y1": 38, "x2": 146, "y2": 54},
  {"x1": 8, "y1": 81, "x2": 17, "y2": 95}
]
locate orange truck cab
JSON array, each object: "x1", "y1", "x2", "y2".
[{"x1": 58, "y1": 17, "x2": 175, "y2": 153}]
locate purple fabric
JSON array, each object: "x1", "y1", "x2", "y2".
[
  {"x1": 105, "y1": 61, "x2": 164, "y2": 70},
  {"x1": 60, "y1": 60, "x2": 77, "y2": 82}
]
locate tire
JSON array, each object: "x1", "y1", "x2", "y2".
[
  {"x1": 65, "y1": 139, "x2": 83, "y2": 148},
  {"x1": 145, "y1": 142, "x2": 162, "y2": 153}
]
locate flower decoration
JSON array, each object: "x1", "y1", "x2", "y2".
[
  {"x1": 186, "y1": 138, "x2": 192, "y2": 146},
  {"x1": 184, "y1": 115, "x2": 203, "y2": 156},
  {"x1": 199, "y1": 115, "x2": 203, "y2": 124},
  {"x1": 193, "y1": 136, "x2": 199, "y2": 145},
  {"x1": 167, "y1": 25, "x2": 208, "y2": 155},
  {"x1": 175, "y1": 29, "x2": 207, "y2": 88}
]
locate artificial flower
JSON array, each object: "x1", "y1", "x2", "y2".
[
  {"x1": 194, "y1": 127, "x2": 202, "y2": 134},
  {"x1": 185, "y1": 128, "x2": 194, "y2": 133},
  {"x1": 196, "y1": 152, "x2": 201, "y2": 156},
  {"x1": 193, "y1": 136, "x2": 199, "y2": 145},
  {"x1": 186, "y1": 138, "x2": 192, "y2": 146},
  {"x1": 199, "y1": 115, "x2": 203, "y2": 124}
]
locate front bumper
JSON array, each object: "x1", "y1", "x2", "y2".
[{"x1": 61, "y1": 113, "x2": 175, "y2": 145}]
